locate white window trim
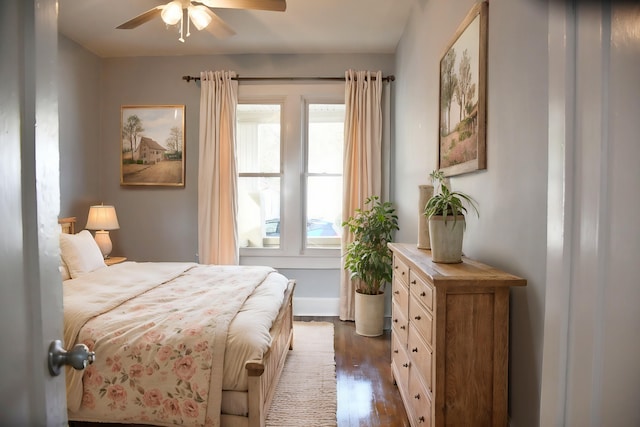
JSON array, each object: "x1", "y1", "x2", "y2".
[{"x1": 238, "y1": 83, "x2": 344, "y2": 269}]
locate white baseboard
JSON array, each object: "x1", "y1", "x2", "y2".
[
  {"x1": 293, "y1": 297, "x2": 392, "y2": 330},
  {"x1": 293, "y1": 297, "x2": 340, "y2": 316}
]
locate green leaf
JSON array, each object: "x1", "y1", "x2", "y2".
[
  {"x1": 343, "y1": 196, "x2": 399, "y2": 295},
  {"x1": 423, "y1": 170, "x2": 479, "y2": 227}
]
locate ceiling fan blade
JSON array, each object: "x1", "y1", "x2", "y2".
[
  {"x1": 202, "y1": 9, "x2": 237, "y2": 38},
  {"x1": 196, "y1": 0, "x2": 286, "y2": 12},
  {"x1": 116, "y1": 6, "x2": 163, "y2": 29}
]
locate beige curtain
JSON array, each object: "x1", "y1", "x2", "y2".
[
  {"x1": 340, "y1": 70, "x2": 383, "y2": 321},
  {"x1": 198, "y1": 70, "x2": 239, "y2": 265}
]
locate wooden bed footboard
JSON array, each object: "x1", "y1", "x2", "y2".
[{"x1": 245, "y1": 279, "x2": 295, "y2": 427}]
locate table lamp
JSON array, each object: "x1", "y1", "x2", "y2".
[{"x1": 85, "y1": 204, "x2": 120, "y2": 258}]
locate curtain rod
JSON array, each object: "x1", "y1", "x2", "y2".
[{"x1": 182, "y1": 74, "x2": 395, "y2": 83}]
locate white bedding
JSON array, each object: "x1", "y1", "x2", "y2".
[
  {"x1": 223, "y1": 269, "x2": 288, "y2": 390},
  {"x1": 64, "y1": 262, "x2": 288, "y2": 426}
]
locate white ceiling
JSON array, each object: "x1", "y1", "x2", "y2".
[{"x1": 58, "y1": 0, "x2": 412, "y2": 58}]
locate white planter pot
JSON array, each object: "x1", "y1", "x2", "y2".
[
  {"x1": 428, "y1": 215, "x2": 465, "y2": 263},
  {"x1": 355, "y1": 290, "x2": 385, "y2": 337}
]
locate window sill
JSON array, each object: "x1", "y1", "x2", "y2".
[{"x1": 239, "y1": 254, "x2": 341, "y2": 269}]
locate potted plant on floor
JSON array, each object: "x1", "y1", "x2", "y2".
[
  {"x1": 424, "y1": 170, "x2": 479, "y2": 263},
  {"x1": 343, "y1": 196, "x2": 399, "y2": 337}
]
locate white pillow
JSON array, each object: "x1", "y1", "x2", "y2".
[{"x1": 60, "y1": 230, "x2": 106, "y2": 278}]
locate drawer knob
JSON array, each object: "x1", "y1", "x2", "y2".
[
  {"x1": 414, "y1": 393, "x2": 421, "y2": 400},
  {"x1": 415, "y1": 315, "x2": 421, "y2": 320},
  {"x1": 401, "y1": 271, "x2": 405, "y2": 275},
  {"x1": 411, "y1": 279, "x2": 416, "y2": 284},
  {"x1": 402, "y1": 363, "x2": 409, "y2": 368},
  {"x1": 394, "y1": 290, "x2": 399, "y2": 295},
  {"x1": 400, "y1": 325, "x2": 406, "y2": 330},
  {"x1": 393, "y1": 349, "x2": 399, "y2": 354},
  {"x1": 393, "y1": 318, "x2": 398, "y2": 323},
  {"x1": 418, "y1": 416, "x2": 425, "y2": 423},
  {"x1": 420, "y1": 291, "x2": 426, "y2": 297},
  {"x1": 412, "y1": 348, "x2": 418, "y2": 353}
]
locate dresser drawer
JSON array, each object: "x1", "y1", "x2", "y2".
[
  {"x1": 392, "y1": 300, "x2": 409, "y2": 345},
  {"x1": 410, "y1": 271, "x2": 434, "y2": 312},
  {"x1": 391, "y1": 332, "x2": 410, "y2": 391},
  {"x1": 408, "y1": 324, "x2": 433, "y2": 392},
  {"x1": 409, "y1": 372, "x2": 432, "y2": 427},
  {"x1": 409, "y1": 295, "x2": 433, "y2": 348},
  {"x1": 393, "y1": 255, "x2": 409, "y2": 286},
  {"x1": 392, "y1": 276, "x2": 409, "y2": 315}
]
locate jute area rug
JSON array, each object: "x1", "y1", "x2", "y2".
[{"x1": 266, "y1": 321, "x2": 337, "y2": 427}]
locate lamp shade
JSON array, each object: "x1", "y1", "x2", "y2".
[
  {"x1": 161, "y1": 1, "x2": 183, "y2": 26},
  {"x1": 85, "y1": 205, "x2": 120, "y2": 231},
  {"x1": 188, "y1": 5, "x2": 212, "y2": 30}
]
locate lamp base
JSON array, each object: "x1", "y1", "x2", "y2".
[{"x1": 94, "y1": 230, "x2": 112, "y2": 259}]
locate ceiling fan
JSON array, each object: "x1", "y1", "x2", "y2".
[{"x1": 116, "y1": 0, "x2": 286, "y2": 42}]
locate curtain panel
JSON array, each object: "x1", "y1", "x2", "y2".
[
  {"x1": 198, "y1": 70, "x2": 239, "y2": 265},
  {"x1": 340, "y1": 70, "x2": 384, "y2": 321}
]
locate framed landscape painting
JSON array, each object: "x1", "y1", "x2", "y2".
[
  {"x1": 438, "y1": 2, "x2": 488, "y2": 177},
  {"x1": 120, "y1": 105, "x2": 185, "y2": 187}
]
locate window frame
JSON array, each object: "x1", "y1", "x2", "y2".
[
  {"x1": 302, "y1": 100, "x2": 345, "y2": 251},
  {"x1": 236, "y1": 101, "x2": 285, "y2": 250},
  {"x1": 237, "y1": 83, "x2": 344, "y2": 269}
]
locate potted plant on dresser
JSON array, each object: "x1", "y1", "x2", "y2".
[
  {"x1": 343, "y1": 196, "x2": 399, "y2": 336},
  {"x1": 424, "y1": 170, "x2": 479, "y2": 263}
]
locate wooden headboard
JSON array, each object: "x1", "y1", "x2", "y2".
[{"x1": 58, "y1": 217, "x2": 77, "y2": 234}]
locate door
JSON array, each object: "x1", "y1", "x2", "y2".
[
  {"x1": 0, "y1": 0, "x2": 67, "y2": 425},
  {"x1": 541, "y1": 1, "x2": 640, "y2": 426}
]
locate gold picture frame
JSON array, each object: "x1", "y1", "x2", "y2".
[
  {"x1": 120, "y1": 105, "x2": 185, "y2": 187},
  {"x1": 438, "y1": 2, "x2": 488, "y2": 177}
]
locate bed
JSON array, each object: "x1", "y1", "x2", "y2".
[{"x1": 58, "y1": 217, "x2": 295, "y2": 427}]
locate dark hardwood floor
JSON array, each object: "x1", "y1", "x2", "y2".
[{"x1": 296, "y1": 316, "x2": 410, "y2": 427}]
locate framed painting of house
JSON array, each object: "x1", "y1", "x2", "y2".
[
  {"x1": 438, "y1": 1, "x2": 488, "y2": 177},
  {"x1": 120, "y1": 105, "x2": 185, "y2": 186}
]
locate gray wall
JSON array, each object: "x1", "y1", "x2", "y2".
[
  {"x1": 394, "y1": 0, "x2": 548, "y2": 426},
  {"x1": 57, "y1": 38, "x2": 394, "y2": 302},
  {"x1": 58, "y1": 35, "x2": 102, "y2": 228}
]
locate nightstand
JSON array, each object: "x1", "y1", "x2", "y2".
[{"x1": 104, "y1": 256, "x2": 127, "y2": 266}]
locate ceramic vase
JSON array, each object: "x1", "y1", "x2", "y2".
[{"x1": 417, "y1": 185, "x2": 434, "y2": 249}]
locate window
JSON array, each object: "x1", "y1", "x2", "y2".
[
  {"x1": 237, "y1": 104, "x2": 282, "y2": 249},
  {"x1": 236, "y1": 84, "x2": 344, "y2": 268},
  {"x1": 305, "y1": 104, "x2": 344, "y2": 249}
]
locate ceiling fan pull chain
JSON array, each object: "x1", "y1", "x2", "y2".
[
  {"x1": 186, "y1": 10, "x2": 191, "y2": 38},
  {"x1": 179, "y1": 11, "x2": 185, "y2": 42}
]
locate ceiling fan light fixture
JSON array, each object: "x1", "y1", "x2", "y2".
[
  {"x1": 161, "y1": 1, "x2": 183, "y2": 26},
  {"x1": 188, "y1": 5, "x2": 212, "y2": 31}
]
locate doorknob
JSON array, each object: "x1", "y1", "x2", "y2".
[{"x1": 48, "y1": 340, "x2": 95, "y2": 376}]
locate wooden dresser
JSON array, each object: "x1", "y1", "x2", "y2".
[{"x1": 388, "y1": 243, "x2": 526, "y2": 427}]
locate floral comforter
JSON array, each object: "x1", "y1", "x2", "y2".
[{"x1": 63, "y1": 262, "x2": 278, "y2": 427}]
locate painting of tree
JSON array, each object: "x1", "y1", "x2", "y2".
[
  {"x1": 438, "y1": 2, "x2": 487, "y2": 177},
  {"x1": 165, "y1": 126, "x2": 183, "y2": 157},
  {"x1": 120, "y1": 105, "x2": 185, "y2": 186},
  {"x1": 122, "y1": 115, "x2": 144, "y2": 161}
]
